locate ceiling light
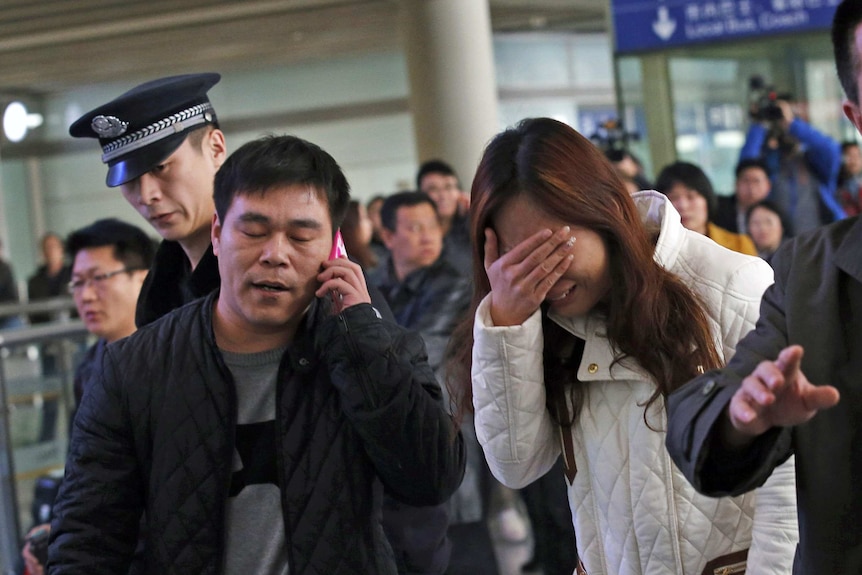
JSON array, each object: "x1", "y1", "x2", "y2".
[{"x1": 3, "y1": 101, "x2": 43, "y2": 142}]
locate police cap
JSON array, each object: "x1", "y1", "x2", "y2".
[{"x1": 69, "y1": 73, "x2": 221, "y2": 188}]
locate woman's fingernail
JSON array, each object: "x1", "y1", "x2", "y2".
[{"x1": 566, "y1": 236, "x2": 577, "y2": 247}]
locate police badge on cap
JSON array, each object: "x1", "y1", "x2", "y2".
[{"x1": 69, "y1": 73, "x2": 221, "y2": 188}]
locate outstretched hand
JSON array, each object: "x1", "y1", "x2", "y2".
[
  {"x1": 725, "y1": 345, "x2": 839, "y2": 445},
  {"x1": 484, "y1": 226, "x2": 575, "y2": 327}
]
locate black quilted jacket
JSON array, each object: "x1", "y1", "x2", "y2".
[{"x1": 49, "y1": 292, "x2": 466, "y2": 574}]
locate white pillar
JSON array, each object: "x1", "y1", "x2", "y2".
[{"x1": 398, "y1": 0, "x2": 500, "y2": 188}]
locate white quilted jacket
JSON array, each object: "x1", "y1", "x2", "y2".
[{"x1": 472, "y1": 192, "x2": 798, "y2": 575}]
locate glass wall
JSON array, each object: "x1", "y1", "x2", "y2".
[
  {"x1": 616, "y1": 31, "x2": 856, "y2": 192},
  {"x1": 0, "y1": 301, "x2": 86, "y2": 573},
  {"x1": 496, "y1": 32, "x2": 617, "y2": 141},
  {"x1": 615, "y1": 57, "x2": 653, "y2": 178}
]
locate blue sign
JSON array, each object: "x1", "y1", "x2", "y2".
[{"x1": 612, "y1": 0, "x2": 841, "y2": 54}]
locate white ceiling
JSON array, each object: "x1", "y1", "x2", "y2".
[{"x1": 0, "y1": 0, "x2": 609, "y2": 96}]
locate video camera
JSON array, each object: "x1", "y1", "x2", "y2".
[
  {"x1": 748, "y1": 75, "x2": 792, "y2": 123},
  {"x1": 589, "y1": 119, "x2": 639, "y2": 153}
]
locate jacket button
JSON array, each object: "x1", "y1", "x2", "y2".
[
  {"x1": 701, "y1": 380, "x2": 716, "y2": 395},
  {"x1": 587, "y1": 363, "x2": 599, "y2": 374},
  {"x1": 298, "y1": 358, "x2": 310, "y2": 367}
]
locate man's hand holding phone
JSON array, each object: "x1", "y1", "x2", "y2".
[{"x1": 316, "y1": 229, "x2": 371, "y2": 314}]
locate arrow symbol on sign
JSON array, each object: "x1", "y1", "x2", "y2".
[{"x1": 653, "y1": 6, "x2": 676, "y2": 41}]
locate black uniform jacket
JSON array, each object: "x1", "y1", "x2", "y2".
[{"x1": 135, "y1": 240, "x2": 220, "y2": 327}]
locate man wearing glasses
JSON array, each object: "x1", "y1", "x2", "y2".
[
  {"x1": 64, "y1": 220, "x2": 154, "y2": 352},
  {"x1": 21, "y1": 218, "x2": 154, "y2": 575}
]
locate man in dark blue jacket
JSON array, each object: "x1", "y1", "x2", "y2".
[
  {"x1": 48, "y1": 135, "x2": 465, "y2": 575},
  {"x1": 371, "y1": 191, "x2": 471, "y2": 375},
  {"x1": 370, "y1": 191, "x2": 503, "y2": 575}
]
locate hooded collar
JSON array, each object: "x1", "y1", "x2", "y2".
[
  {"x1": 631, "y1": 190, "x2": 686, "y2": 271},
  {"x1": 548, "y1": 190, "x2": 685, "y2": 339}
]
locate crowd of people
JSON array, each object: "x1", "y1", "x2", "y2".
[{"x1": 4, "y1": 1, "x2": 862, "y2": 574}]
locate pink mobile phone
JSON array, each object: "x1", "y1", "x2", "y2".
[
  {"x1": 327, "y1": 229, "x2": 348, "y2": 311},
  {"x1": 329, "y1": 229, "x2": 348, "y2": 260}
]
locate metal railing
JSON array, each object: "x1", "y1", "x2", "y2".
[
  {"x1": 0, "y1": 299, "x2": 87, "y2": 575},
  {"x1": 0, "y1": 297, "x2": 77, "y2": 326}
]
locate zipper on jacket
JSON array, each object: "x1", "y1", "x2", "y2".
[
  {"x1": 212, "y1": 348, "x2": 240, "y2": 574},
  {"x1": 273, "y1": 353, "x2": 297, "y2": 573},
  {"x1": 714, "y1": 560, "x2": 746, "y2": 575},
  {"x1": 338, "y1": 314, "x2": 376, "y2": 408}
]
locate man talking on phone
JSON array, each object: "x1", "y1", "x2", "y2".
[{"x1": 46, "y1": 135, "x2": 466, "y2": 575}]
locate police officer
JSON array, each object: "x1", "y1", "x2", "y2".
[{"x1": 70, "y1": 73, "x2": 226, "y2": 326}]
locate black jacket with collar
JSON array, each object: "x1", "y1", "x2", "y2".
[
  {"x1": 49, "y1": 292, "x2": 466, "y2": 575},
  {"x1": 666, "y1": 215, "x2": 862, "y2": 575},
  {"x1": 135, "y1": 240, "x2": 220, "y2": 327}
]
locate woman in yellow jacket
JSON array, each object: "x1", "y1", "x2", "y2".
[{"x1": 656, "y1": 161, "x2": 757, "y2": 255}]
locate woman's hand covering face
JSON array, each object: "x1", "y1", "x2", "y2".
[{"x1": 484, "y1": 225, "x2": 576, "y2": 327}]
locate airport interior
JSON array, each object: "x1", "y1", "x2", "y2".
[{"x1": 0, "y1": 1, "x2": 854, "y2": 573}]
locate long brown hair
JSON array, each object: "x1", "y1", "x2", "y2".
[
  {"x1": 340, "y1": 200, "x2": 378, "y2": 270},
  {"x1": 448, "y1": 118, "x2": 721, "y2": 427}
]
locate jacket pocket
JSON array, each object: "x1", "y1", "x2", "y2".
[{"x1": 702, "y1": 548, "x2": 748, "y2": 575}]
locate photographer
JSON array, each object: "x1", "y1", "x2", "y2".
[{"x1": 739, "y1": 90, "x2": 845, "y2": 235}]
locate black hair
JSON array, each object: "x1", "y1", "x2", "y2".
[
  {"x1": 66, "y1": 218, "x2": 155, "y2": 271},
  {"x1": 734, "y1": 158, "x2": 770, "y2": 180},
  {"x1": 655, "y1": 161, "x2": 717, "y2": 220},
  {"x1": 833, "y1": 0, "x2": 862, "y2": 105},
  {"x1": 213, "y1": 135, "x2": 350, "y2": 231},
  {"x1": 416, "y1": 159, "x2": 459, "y2": 190},
  {"x1": 745, "y1": 199, "x2": 793, "y2": 238},
  {"x1": 841, "y1": 140, "x2": 861, "y2": 153},
  {"x1": 604, "y1": 149, "x2": 627, "y2": 163},
  {"x1": 185, "y1": 124, "x2": 218, "y2": 151},
  {"x1": 605, "y1": 149, "x2": 643, "y2": 167},
  {"x1": 380, "y1": 191, "x2": 439, "y2": 232}
]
